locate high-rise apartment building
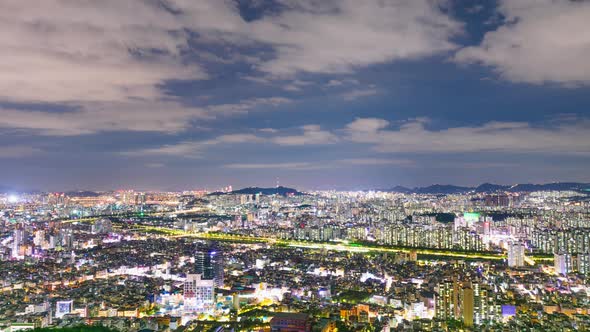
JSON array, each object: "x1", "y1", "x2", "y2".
[
  {"x1": 508, "y1": 241, "x2": 525, "y2": 267},
  {"x1": 555, "y1": 252, "x2": 572, "y2": 275}
]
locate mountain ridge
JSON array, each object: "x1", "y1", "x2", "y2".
[
  {"x1": 379, "y1": 182, "x2": 590, "y2": 194},
  {"x1": 208, "y1": 186, "x2": 303, "y2": 197},
  {"x1": 3, "y1": 182, "x2": 589, "y2": 196}
]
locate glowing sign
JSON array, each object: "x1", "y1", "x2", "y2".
[{"x1": 463, "y1": 212, "x2": 480, "y2": 222}]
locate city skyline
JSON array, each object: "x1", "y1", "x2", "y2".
[
  {"x1": 3, "y1": 2, "x2": 590, "y2": 330},
  {"x1": 1, "y1": 0, "x2": 590, "y2": 190},
  {"x1": 2, "y1": 177, "x2": 590, "y2": 330}
]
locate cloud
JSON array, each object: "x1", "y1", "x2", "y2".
[
  {"x1": 272, "y1": 125, "x2": 339, "y2": 145},
  {"x1": 341, "y1": 88, "x2": 380, "y2": 101},
  {"x1": 259, "y1": 128, "x2": 279, "y2": 133},
  {"x1": 326, "y1": 79, "x2": 360, "y2": 87},
  {"x1": 0, "y1": 101, "x2": 207, "y2": 136},
  {"x1": 0, "y1": 0, "x2": 236, "y2": 136},
  {"x1": 206, "y1": 97, "x2": 292, "y2": 115},
  {"x1": 125, "y1": 133, "x2": 264, "y2": 157},
  {"x1": 0, "y1": 1, "x2": 285, "y2": 137},
  {"x1": 282, "y1": 80, "x2": 313, "y2": 91},
  {"x1": 251, "y1": 0, "x2": 463, "y2": 76},
  {"x1": 345, "y1": 118, "x2": 390, "y2": 136},
  {"x1": 126, "y1": 141, "x2": 204, "y2": 158},
  {"x1": 0, "y1": 0, "x2": 462, "y2": 104},
  {"x1": 223, "y1": 158, "x2": 413, "y2": 170},
  {"x1": 145, "y1": 163, "x2": 165, "y2": 168},
  {"x1": 0, "y1": 96, "x2": 293, "y2": 136},
  {"x1": 283, "y1": 85, "x2": 302, "y2": 92},
  {"x1": 213, "y1": 134, "x2": 266, "y2": 144},
  {"x1": 0, "y1": 0, "x2": 217, "y2": 103},
  {"x1": 346, "y1": 117, "x2": 590, "y2": 155},
  {"x1": 125, "y1": 124, "x2": 338, "y2": 157},
  {"x1": 455, "y1": 0, "x2": 590, "y2": 85},
  {"x1": 103, "y1": 112, "x2": 590, "y2": 162},
  {"x1": 0, "y1": 0, "x2": 462, "y2": 137},
  {"x1": 0, "y1": 146, "x2": 41, "y2": 158},
  {"x1": 224, "y1": 162, "x2": 324, "y2": 170},
  {"x1": 337, "y1": 158, "x2": 414, "y2": 166}
]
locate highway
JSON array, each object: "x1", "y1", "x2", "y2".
[{"x1": 61, "y1": 214, "x2": 559, "y2": 263}]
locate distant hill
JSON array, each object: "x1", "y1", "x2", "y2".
[
  {"x1": 506, "y1": 182, "x2": 590, "y2": 192},
  {"x1": 375, "y1": 185, "x2": 412, "y2": 194},
  {"x1": 474, "y1": 183, "x2": 510, "y2": 193},
  {"x1": 380, "y1": 182, "x2": 590, "y2": 194},
  {"x1": 231, "y1": 186, "x2": 303, "y2": 196},
  {"x1": 414, "y1": 184, "x2": 472, "y2": 194}
]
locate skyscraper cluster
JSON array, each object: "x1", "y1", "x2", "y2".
[{"x1": 183, "y1": 246, "x2": 224, "y2": 313}]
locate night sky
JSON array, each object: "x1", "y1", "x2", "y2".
[{"x1": 1, "y1": 0, "x2": 590, "y2": 191}]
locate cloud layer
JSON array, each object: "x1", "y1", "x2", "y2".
[
  {"x1": 0, "y1": 0, "x2": 213, "y2": 103},
  {"x1": 1, "y1": 1, "x2": 589, "y2": 189},
  {"x1": 124, "y1": 117, "x2": 590, "y2": 160},
  {"x1": 249, "y1": 0, "x2": 462, "y2": 75},
  {"x1": 0, "y1": 0, "x2": 463, "y2": 137},
  {"x1": 455, "y1": 0, "x2": 590, "y2": 85},
  {"x1": 224, "y1": 158, "x2": 413, "y2": 170},
  {"x1": 0, "y1": 0, "x2": 463, "y2": 103},
  {"x1": 346, "y1": 117, "x2": 590, "y2": 155},
  {"x1": 0, "y1": 101, "x2": 207, "y2": 135}
]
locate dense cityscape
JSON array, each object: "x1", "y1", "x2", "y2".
[
  {"x1": 2, "y1": 0, "x2": 590, "y2": 331},
  {"x1": 1, "y1": 183, "x2": 590, "y2": 331}
]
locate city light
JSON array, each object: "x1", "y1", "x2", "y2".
[
  {"x1": 0, "y1": 1, "x2": 588, "y2": 330},
  {"x1": 1, "y1": 184, "x2": 589, "y2": 331},
  {"x1": 7, "y1": 194, "x2": 19, "y2": 203}
]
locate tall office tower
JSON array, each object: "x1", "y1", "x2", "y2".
[
  {"x1": 555, "y1": 252, "x2": 572, "y2": 275},
  {"x1": 183, "y1": 274, "x2": 214, "y2": 312},
  {"x1": 195, "y1": 248, "x2": 224, "y2": 287},
  {"x1": 507, "y1": 241, "x2": 525, "y2": 267}
]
